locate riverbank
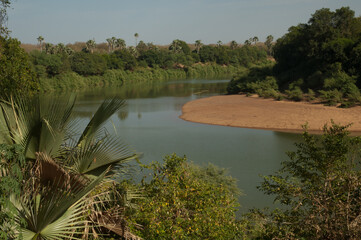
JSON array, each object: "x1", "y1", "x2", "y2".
[
  {"x1": 39, "y1": 64, "x2": 246, "y2": 92},
  {"x1": 180, "y1": 95, "x2": 361, "y2": 134}
]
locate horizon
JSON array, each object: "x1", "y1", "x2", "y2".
[{"x1": 6, "y1": 0, "x2": 361, "y2": 46}]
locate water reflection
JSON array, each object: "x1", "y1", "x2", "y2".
[{"x1": 41, "y1": 79, "x2": 302, "y2": 212}]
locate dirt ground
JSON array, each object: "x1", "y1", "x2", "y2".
[{"x1": 180, "y1": 95, "x2": 361, "y2": 134}]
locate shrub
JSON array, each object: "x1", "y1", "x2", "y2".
[
  {"x1": 285, "y1": 86, "x2": 303, "y2": 101},
  {"x1": 131, "y1": 154, "x2": 241, "y2": 239}
]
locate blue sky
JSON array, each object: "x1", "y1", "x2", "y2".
[{"x1": 7, "y1": 0, "x2": 361, "y2": 46}]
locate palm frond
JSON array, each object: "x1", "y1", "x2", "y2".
[
  {"x1": 71, "y1": 135, "x2": 138, "y2": 177},
  {"x1": 13, "y1": 168, "x2": 107, "y2": 239},
  {"x1": 77, "y1": 98, "x2": 126, "y2": 147}
]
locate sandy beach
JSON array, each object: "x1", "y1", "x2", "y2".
[{"x1": 180, "y1": 95, "x2": 361, "y2": 134}]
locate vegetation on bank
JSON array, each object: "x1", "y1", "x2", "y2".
[
  {"x1": 38, "y1": 64, "x2": 245, "y2": 92},
  {"x1": 228, "y1": 7, "x2": 361, "y2": 107},
  {"x1": 30, "y1": 40, "x2": 267, "y2": 92}
]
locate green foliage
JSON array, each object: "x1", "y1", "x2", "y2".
[
  {"x1": 131, "y1": 154, "x2": 241, "y2": 239},
  {"x1": 30, "y1": 51, "x2": 69, "y2": 77},
  {"x1": 70, "y1": 52, "x2": 107, "y2": 76},
  {"x1": 285, "y1": 86, "x2": 303, "y2": 101},
  {"x1": 252, "y1": 124, "x2": 361, "y2": 239},
  {"x1": 274, "y1": 7, "x2": 361, "y2": 90},
  {"x1": 227, "y1": 65, "x2": 277, "y2": 96},
  {"x1": 0, "y1": 36, "x2": 38, "y2": 96},
  {"x1": 306, "y1": 88, "x2": 315, "y2": 101},
  {"x1": 0, "y1": 144, "x2": 26, "y2": 239}
]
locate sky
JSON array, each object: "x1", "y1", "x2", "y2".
[{"x1": 6, "y1": 0, "x2": 361, "y2": 46}]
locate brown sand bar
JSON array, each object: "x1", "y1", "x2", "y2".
[{"x1": 180, "y1": 95, "x2": 361, "y2": 134}]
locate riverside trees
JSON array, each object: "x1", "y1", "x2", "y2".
[{"x1": 228, "y1": 7, "x2": 361, "y2": 106}]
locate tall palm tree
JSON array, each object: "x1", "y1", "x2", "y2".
[
  {"x1": 37, "y1": 36, "x2": 44, "y2": 52},
  {"x1": 265, "y1": 35, "x2": 274, "y2": 55},
  {"x1": 195, "y1": 40, "x2": 203, "y2": 54},
  {"x1": 252, "y1": 36, "x2": 259, "y2": 45},
  {"x1": 134, "y1": 33, "x2": 139, "y2": 47},
  {"x1": 217, "y1": 40, "x2": 223, "y2": 47},
  {"x1": 106, "y1": 37, "x2": 116, "y2": 53},
  {"x1": 0, "y1": 95, "x2": 140, "y2": 239},
  {"x1": 86, "y1": 39, "x2": 96, "y2": 53}
]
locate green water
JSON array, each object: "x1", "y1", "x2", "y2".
[{"x1": 71, "y1": 79, "x2": 301, "y2": 211}]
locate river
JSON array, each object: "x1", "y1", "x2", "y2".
[{"x1": 71, "y1": 79, "x2": 301, "y2": 211}]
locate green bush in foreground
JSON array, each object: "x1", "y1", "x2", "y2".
[
  {"x1": 243, "y1": 123, "x2": 361, "y2": 239},
  {"x1": 131, "y1": 154, "x2": 242, "y2": 239}
]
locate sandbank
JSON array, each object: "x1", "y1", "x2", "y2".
[{"x1": 180, "y1": 95, "x2": 361, "y2": 134}]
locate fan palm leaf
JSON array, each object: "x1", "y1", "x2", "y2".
[{"x1": 13, "y1": 165, "x2": 107, "y2": 239}]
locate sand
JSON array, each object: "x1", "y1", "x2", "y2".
[{"x1": 180, "y1": 95, "x2": 361, "y2": 134}]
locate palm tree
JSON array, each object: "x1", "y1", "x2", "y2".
[
  {"x1": 230, "y1": 40, "x2": 238, "y2": 50},
  {"x1": 115, "y1": 38, "x2": 126, "y2": 50},
  {"x1": 169, "y1": 39, "x2": 182, "y2": 53},
  {"x1": 217, "y1": 40, "x2": 223, "y2": 47},
  {"x1": 0, "y1": 95, "x2": 140, "y2": 239},
  {"x1": 134, "y1": 33, "x2": 139, "y2": 46},
  {"x1": 252, "y1": 36, "x2": 259, "y2": 45},
  {"x1": 44, "y1": 43, "x2": 53, "y2": 54},
  {"x1": 106, "y1": 37, "x2": 116, "y2": 53},
  {"x1": 265, "y1": 35, "x2": 274, "y2": 55},
  {"x1": 86, "y1": 39, "x2": 96, "y2": 53},
  {"x1": 195, "y1": 40, "x2": 203, "y2": 54},
  {"x1": 244, "y1": 39, "x2": 251, "y2": 46},
  {"x1": 37, "y1": 36, "x2": 44, "y2": 52}
]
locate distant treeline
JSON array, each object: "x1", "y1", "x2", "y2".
[
  {"x1": 228, "y1": 7, "x2": 361, "y2": 107},
  {"x1": 26, "y1": 39, "x2": 270, "y2": 91}
]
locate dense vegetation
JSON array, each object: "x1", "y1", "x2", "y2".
[
  {"x1": 28, "y1": 40, "x2": 269, "y2": 92},
  {"x1": 228, "y1": 7, "x2": 361, "y2": 106}
]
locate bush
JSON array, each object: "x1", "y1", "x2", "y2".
[
  {"x1": 319, "y1": 89, "x2": 343, "y2": 106},
  {"x1": 131, "y1": 154, "x2": 241, "y2": 239},
  {"x1": 285, "y1": 86, "x2": 303, "y2": 101}
]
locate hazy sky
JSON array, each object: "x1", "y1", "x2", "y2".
[{"x1": 6, "y1": 0, "x2": 361, "y2": 46}]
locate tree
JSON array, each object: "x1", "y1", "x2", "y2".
[
  {"x1": 134, "y1": 32, "x2": 139, "y2": 46},
  {"x1": 265, "y1": 35, "x2": 274, "y2": 55},
  {"x1": 0, "y1": 0, "x2": 10, "y2": 36},
  {"x1": 255, "y1": 123, "x2": 361, "y2": 239},
  {"x1": 37, "y1": 36, "x2": 44, "y2": 52},
  {"x1": 230, "y1": 40, "x2": 238, "y2": 50},
  {"x1": 115, "y1": 38, "x2": 126, "y2": 50},
  {"x1": 0, "y1": 36, "x2": 38, "y2": 97},
  {"x1": 194, "y1": 39, "x2": 202, "y2": 54},
  {"x1": 169, "y1": 39, "x2": 182, "y2": 53},
  {"x1": 131, "y1": 154, "x2": 241, "y2": 239},
  {"x1": 252, "y1": 36, "x2": 259, "y2": 45},
  {"x1": 70, "y1": 52, "x2": 107, "y2": 76},
  {"x1": 244, "y1": 39, "x2": 251, "y2": 46},
  {"x1": 0, "y1": 95, "x2": 140, "y2": 239},
  {"x1": 106, "y1": 37, "x2": 116, "y2": 53},
  {"x1": 217, "y1": 40, "x2": 223, "y2": 47},
  {"x1": 85, "y1": 39, "x2": 96, "y2": 53}
]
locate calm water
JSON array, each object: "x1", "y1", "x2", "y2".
[{"x1": 71, "y1": 79, "x2": 301, "y2": 211}]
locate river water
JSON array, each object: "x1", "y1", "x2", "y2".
[{"x1": 71, "y1": 79, "x2": 301, "y2": 211}]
